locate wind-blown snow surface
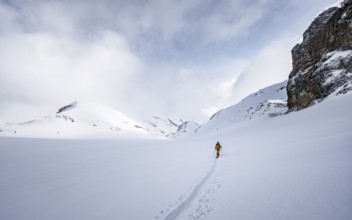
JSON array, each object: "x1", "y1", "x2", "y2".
[{"x1": 1, "y1": 93, "x2": 352, "y2": 220}]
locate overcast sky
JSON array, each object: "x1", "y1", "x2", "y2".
[{"x1": 0, "y1": 0, "x2": 342, "y2": 123}]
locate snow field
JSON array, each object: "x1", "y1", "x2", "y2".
[
  {"x1": 203, "y1": 93, "x2": 352, "y2": 220},
  {"x1": 0, "y1": 93, "x2": 352, "y2": 219},
  {"x1": 0, "y1": 137, "x2": 215, "y2": 220}
]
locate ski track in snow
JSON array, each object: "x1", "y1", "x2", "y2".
[{"x1": 156, "y1": 157, "x2": 225, "y2": 220}]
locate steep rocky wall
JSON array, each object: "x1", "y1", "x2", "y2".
[{"x1": 287, "y1": 0, "x2": 352, "y2": 111}]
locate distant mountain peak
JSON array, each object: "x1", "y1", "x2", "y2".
[{"x1": 1, "y1": 101, "x2": 187, "y2": 139}]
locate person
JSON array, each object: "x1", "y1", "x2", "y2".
[{"x1": 215, "y1": 141, "x2": 222, "y2": 158}]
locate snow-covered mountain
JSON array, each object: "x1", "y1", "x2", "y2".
[
  {"x1": 0, "y1": 81, "x2": 288, "y2": 138},
  {"x1": 173, "y1": 121, "x2": 200, "y2": 138},
  {"x1": 0, "y1": 101, "x2": 185, "y2": 138},
  {"x1": 0, "y1": 101, "x2": 150, "y2": 138},
  {"x1": 172, "y1": 80, "x2": 287, "y2": 137},
  {"x1": 141, "y1": 115, "x2": 185, "y2": 137},
  {"x1": 0, "y1": 101, "x2": 187, "y2": 139},
  {"x1": 196, "y1": 80, "x2": 287, "y2": 134}
]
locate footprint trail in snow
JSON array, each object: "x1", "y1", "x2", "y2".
[{"x1": 156, "y1": 157, "x2": 225, "y2": 220}]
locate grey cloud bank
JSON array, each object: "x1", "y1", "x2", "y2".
[{"x1": 0, "y1": 0, "x2": 341, "y2": 123}]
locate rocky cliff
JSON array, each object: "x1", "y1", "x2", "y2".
[{"x1": 287, "y1": 0, "x2": 352, "y2": 111}]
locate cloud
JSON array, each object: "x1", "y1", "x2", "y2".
[
  {"x1": 231, "y1": 39, "x2": 294, "y2": 103},
  {"x1": 0, "y1": 31, "x2": 141, "y2": 100},
  {"x1": 0, "y1": 0, "x2": 251, "y2": 123},
  {"x1": 200, "y1": 0, "x2": 274, "y2": 42},
  {"x1": 7, "y1": 0, "x2": 276, "y2": 60},
  {"x1": 198, "y1": 39, "x2": 294, "y2": 120},
  {"x1": 0, "y1": 4, "x2": 144, "y2": 122},
  {"x1": 118, "y1": 58, "x2": 248, "y2": 121},
  {"x1": 0, "y1": 0, "x2": 341, "y2": 124}
]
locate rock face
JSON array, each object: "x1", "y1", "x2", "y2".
[
  {"x1": 57, "y1": 102, "x2": 78, "y2": 114},
  {"x1": 287, "y1": 0, "x2": 352, "y2": 111}
]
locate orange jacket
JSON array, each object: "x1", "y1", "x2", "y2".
[{"x1": 215, "y1": 142, "x2": 222, "y2": 150}]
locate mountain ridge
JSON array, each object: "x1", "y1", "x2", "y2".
[{"x1": 0, "y1": 101, "x2": 185, "y2": 138}]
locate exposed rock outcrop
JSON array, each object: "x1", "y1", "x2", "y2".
[
  {"x1": 287, "y1": 0, "x2": 352, "y2": 111},
  {"x1": 57, "y1": 102, "x2": 78, "y2": 114},
  {"x1": 173, "y1": 121, "x2": 200, "y2": 138}
]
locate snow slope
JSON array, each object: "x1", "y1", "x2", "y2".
[
  {"x1": 1, "y1": 92, "x2": 351, "y2": 220},
  {"x1": 197, "y1": 80, "x2": 287, "y2": 134},
  {"x1": 200, "y1": 93, "x2": 352, "y2": 220}
]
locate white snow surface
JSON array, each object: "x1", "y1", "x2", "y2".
[{"x1": 1, "y1": 91, "x2": 352, "y2": 220}]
